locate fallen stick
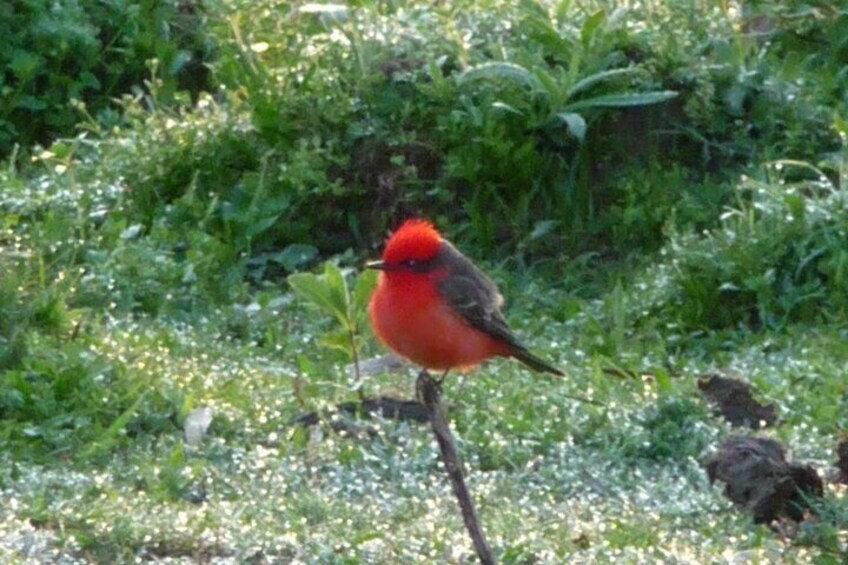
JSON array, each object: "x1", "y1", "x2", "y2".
[{"x1": 416, "y1": 370, "x2": 495, "y2": 565}]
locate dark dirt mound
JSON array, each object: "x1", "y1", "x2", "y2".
[
  {"x1": 835, "y1": 438, "x2": 848, "y2": 484},
  {"x1": 706, "y1": 435, "x2": 823, "y2": 524},
  {"x1": 698, "y1": 374, "x2": 778, "y2": 428}
]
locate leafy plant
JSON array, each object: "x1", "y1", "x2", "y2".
[
  {"x1": 455, "y1": 61, "x2": 676, "y2": 143},
  {"x1": 583, "y1": 396, "x2": 713, "y2": 463},
  {"x1": 661, "y1": 155, "x2": 848, "y2": 331},
  {"x1": 287, "y1": 263, "x2": 378, "y2": 384}
]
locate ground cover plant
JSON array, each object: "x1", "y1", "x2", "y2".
[{"x1": 1, "y1": 0, "x2": 847, "y2": 562}]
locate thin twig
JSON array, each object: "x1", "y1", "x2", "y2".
[
  {"x1": 416, "y1": 370, "x2": 495, "y2": 565},
  {"x1": 346, "y1": 316, "x2": 364, "y2": 401},
  {"x1": 347, "y1": 326, "x2": 361, "y2": 381}
]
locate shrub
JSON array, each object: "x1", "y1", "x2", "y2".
[
  {"x1": 184, "y1": 1, "x2": 683, "y2": 257},
  {"x1": 0, "y1": 231, "x2": 175, "y2": 461},
  {"x1": 8, "y1": 0, "x2": 848, "y2": 324},
  {"x1": 0, "y1": 0, "x2": 214, "y2": 158},
  {"x1": 663, "y1": 158, "x2": 848, "y2": 331}
]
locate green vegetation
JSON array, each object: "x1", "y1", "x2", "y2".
[
  {"x1": 2, "y1": 0, "x2": 847, "y2": 562},
  {"x1": 0, "y1": 0, "x2": 213, "y2": 158}
]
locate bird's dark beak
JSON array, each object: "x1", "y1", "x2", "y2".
[{"x1": 366, "y1": 260, "x2": 387, "y2": 271}]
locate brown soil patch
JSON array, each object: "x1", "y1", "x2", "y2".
[{"x1": 698, "y1": 374, "x2": 777, "y2": 428}]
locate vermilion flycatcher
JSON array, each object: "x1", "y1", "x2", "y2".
[{"x1": 368, "y1": 219, "x2": 563, "y2": 376}]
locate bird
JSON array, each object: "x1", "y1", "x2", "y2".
[{"x1": 367, "y1": 218, "x2": 564, "y2": 380}]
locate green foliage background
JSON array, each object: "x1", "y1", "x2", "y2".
[{"x1": 1, "y1": 0, "x2": 213, "y2": 157}]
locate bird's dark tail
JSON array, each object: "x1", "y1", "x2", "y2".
[{"x1": 510, "y1": 347, "x2": 564, "y2": 376}]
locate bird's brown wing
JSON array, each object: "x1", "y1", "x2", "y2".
[
  {"x1": 434, "y1": 242, "x2": 515, "y2": 343},
  {"x1": 434, "y1": 242, "x2": 563, "y2": 375}
]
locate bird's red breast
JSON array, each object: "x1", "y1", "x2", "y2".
[{"x1": 369, "y1": 262, "x2": 509, "y2": 371}]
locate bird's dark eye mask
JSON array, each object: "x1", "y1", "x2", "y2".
[{"x1": 367, "y1": 256, "x2": 438, "y2": 273}]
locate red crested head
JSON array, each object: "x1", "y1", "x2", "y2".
[{"x1": 382, "y1": 218, "x2": 442, "y2": 265}]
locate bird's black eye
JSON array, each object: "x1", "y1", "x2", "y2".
[{"x1": 405, "y1": 259, "x2": 418, "y2": 268}]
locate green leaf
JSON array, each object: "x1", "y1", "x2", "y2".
[
  {"x1": 491, "y1": 101, "x2": 524, "y2": 115},
  {"x1": 530, "y1": 219, "x2": 559, "y2": 240},
  {"x1": 352, "y1": 269, "x2": 378, "y2": 329},
  {"x1": 581, "y1": 9, "x2": 607, "y2": 48},
  {"x1": 322, "y1": 262, "x2": 350, "y2": 324},
  {"x1": 120, "y1": 224, "x2": 144, "y2": 240},
  {"x1": 654, "y1": 367, "x2": 673, "y2": 395},
  {"x1": 275, "y1": 244, "x2": 319, "y2": 271},
  {"x1": 320, "y1": 328, "x2": 353, "y2": 354},
  {"x1": 566, "y1": 67, "x2": 639, "y2": 98},
  {"x1": 246, "y1": 214, "x2": 281, "y2": 237},
  {"x1": 562, "y1": 90, "x2": 678, "y2": 112},
  {"x1": 556, "y1": 112, "x2": 587, "y2": 141},
  {"x1": 9, "y1": 50, "x2": 42, "y2": 81},
  {"x1": 288, "y1": 271, "x2": 347, "y2": 327},
  {"x1": 82, "y1": 388, "x2": 150, "y2": 458},
  {"x1": 426, "y1": 57, "x2": 451, "y2": 98},
  {"x1": 458, "y1": 62, "x2": 539, "y2": 90},
  {"x1": 534, "y1": 67, "x2": 562, "y2": 104},
  {"x1": 521, "y1": 5, "x2": 571, "y2": 57},
  {"x1": 17, "y1": 95, "x2": 48, "y2": 111},
  {"x1": 77, "y1": 71, "x2": 101, "y2": 91},
  {"x1": 50, "y1": 141, "x2": 73, "y2": 159},
  {"x1": 555, "y1": 0, "x2": 575, "y2": 25},
  {"x1": 835, "y1": 114, "x2": 848, "y2": 137}
]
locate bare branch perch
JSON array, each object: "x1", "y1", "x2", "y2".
[{"x1": 417, "y1": 370, "x2": 495, "y2": 565}]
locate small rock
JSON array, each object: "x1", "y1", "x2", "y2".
[
  {"x1": 184, "y1": 406, "x2": 214, "y2": 447},
  {"x1": 706, "y1": 435, "x2": 823, "y2": 524}
]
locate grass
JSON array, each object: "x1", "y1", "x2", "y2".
[{"x1": 1, "y1": 284, "x2": 847, "y2": 562}]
